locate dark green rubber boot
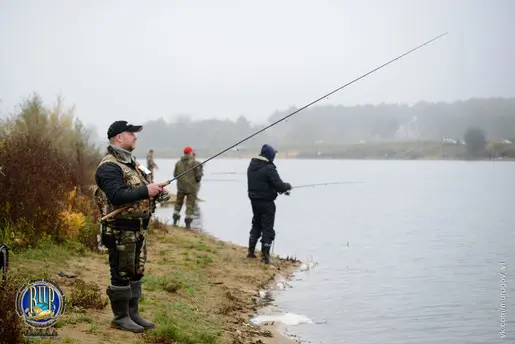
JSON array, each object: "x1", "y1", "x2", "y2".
[
  {"x1": 106, "y1": 285, "x2": 144, "y2": 333},
  {"x1": 129, "y1": 281, "x2": 155, "y2": 329}
]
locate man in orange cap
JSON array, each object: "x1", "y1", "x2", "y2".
[{"x1": 172, "y1": 146, "x2": 203, "y2": 228}]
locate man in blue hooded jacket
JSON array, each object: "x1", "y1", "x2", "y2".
[{"x1": 246, "y1": 144, "x2": 292, "y2": 264}]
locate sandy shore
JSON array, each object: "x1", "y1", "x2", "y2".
[{"x1": 263, "y1": 324, "x2": 301, "y2": 344}]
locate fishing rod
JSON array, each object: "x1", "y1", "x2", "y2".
[
  {"x1": 210, "y1": 172, "x2": 243, "y2": 175},
  {"x1": 101, "y1": 32, "x2": 447, "y2": 221},
  {"x1": 293, "y1": 181, "x2": 362, "y2": 189},
  {"x1": 278, "y1": 181, "x2": 362, "y2": 196},
  {"x1": 203, "y1": 178, "x2": 240, "y2": 182},
  {"x1": 166, "y1": 33, "x2": 447, "y2": 185}
]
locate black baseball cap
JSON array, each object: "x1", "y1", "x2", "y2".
[{"x1": 107, "y1": 120, "x2": 143, "y2": 139}]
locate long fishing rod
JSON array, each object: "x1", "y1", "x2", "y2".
[
  {"x1": 202, "y1": 178, "x2": 240, "y2": 182},
  {"x1": 166, "y1": 32, "x2": 447, "y2": 185},
  {"x1": 293, "y1": 181, "x2": 362, "y2": 189},
  {"x1": 101, "y1": 32, "x2": 447, "y2": 221}
]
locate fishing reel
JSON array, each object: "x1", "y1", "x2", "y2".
[
  {"x1": 151, "y1": 191, "x2": 172, "y2": 213},
  {"x1": 155, "y1": 191, "x2": 172, "y2": 204}
]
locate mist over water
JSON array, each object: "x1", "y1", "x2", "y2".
[{"x1": 152, "y1": 158, "x2": 515, "y2": 343}]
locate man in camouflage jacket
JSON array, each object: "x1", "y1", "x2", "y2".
[
  {"x1": 94, "y1": 120, "x2": 168, "y2": 333},
  {"x1": 172, "y1": 146, "x2": 203, "y2": 229}
]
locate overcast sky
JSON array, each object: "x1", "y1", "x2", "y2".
[{"x1": 1, "y1": 0, "x2": 514, "y2": 137}]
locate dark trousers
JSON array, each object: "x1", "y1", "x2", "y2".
[{"x1": 249, "y1": 200, "x2": 276, "y2": 245}]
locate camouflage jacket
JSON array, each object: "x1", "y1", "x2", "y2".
[
  {"x1": 94, "y1": 146, "x2": 153, "y2": 226},
  {"x1": 174, "y1": 155, "x2": 203, "y2": 194}
]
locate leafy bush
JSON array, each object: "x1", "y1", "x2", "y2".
[
  {"x1": 0, "y1": 93, "x2": 102, "y2": 250},
  {"x1": 0, "y1": 273, "x2": 33, "y2": 344},
  {"x1": 0, "y1": 133, "x2": 74, "y2": 242}
]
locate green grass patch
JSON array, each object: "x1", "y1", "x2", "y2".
[
  {"x1": 156, "y1": 256, "x2": 175, "y2": 265},
  {"x1": 9, "y1": 242, "x2": 77, "y2": 263},
  {"x1": 57, "y1": 314, "x2": 94, "y2": 326},
  {"x1": 180, "y1": 252, "x2": 214, "y2": 271},
  {"x1": 186, "y1": 240, "x2": 215, "y2": 253},
  {"x1": 27, "y1": 340, "x2": 54, "y2": 344},
  {"x1": 85, "y1": 323, "x2": 100, "y2": 333},
  {"x1": 143, "y1": 302, "x2": 222, "y2": 344},
  {"x1": 142, "y1": 269, "x2": 202, "y2": 295},
  {"x1": 195, "y1": 253, "x2": 214, "y2": 268}
]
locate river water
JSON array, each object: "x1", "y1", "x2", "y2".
[{"x1": 150, "y1": 158, "x2": 515, "y2": 343}]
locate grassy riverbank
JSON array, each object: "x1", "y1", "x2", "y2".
[
  {"x1": 4, "y1": 223, "x2": 300, "y2": 344},
  {"x1": 0, "y1": 94, "x2": 302, "y2": 344}
]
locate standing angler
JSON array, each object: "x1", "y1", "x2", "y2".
[
  {"x1": 94, "y1": 120, "x2": 168, "y2": 333},
  {"x1": 247, "y1": 144, "x2": 292, "y2": 264},
  {"x1": 146, "y1": 149, "x2": 158, "y2": 183},
  {"x1": 172, "y1": 146, "x2": 203, "y2": 228}
]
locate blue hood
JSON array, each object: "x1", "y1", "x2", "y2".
[{"x1": 260, "y1": 144, "x2": 277, "y2": 162}]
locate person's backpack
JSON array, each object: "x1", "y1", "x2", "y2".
[{"x1": 0, "y1": 243, "x2": 9, "y2": 282}]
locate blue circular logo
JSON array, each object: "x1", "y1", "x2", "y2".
[{"x1": 15, "y1": 279, "x2": 66, "y2": 329}]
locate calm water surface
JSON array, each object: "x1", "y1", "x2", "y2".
[{"x1": 151, "y1": 158, "x2": 515, "y2": 343}]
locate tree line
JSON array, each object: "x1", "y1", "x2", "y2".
[{"x1": 131, "y1": 97, "x2": 515, "y2": 156}]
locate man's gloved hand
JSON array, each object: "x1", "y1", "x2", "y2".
[{"x1": 282, "y1": 183, "x2": 293, "y2": 196}]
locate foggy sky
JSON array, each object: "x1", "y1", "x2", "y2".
[{"x1": 1, "y1": 0, "x2": 514, "y2": 138}]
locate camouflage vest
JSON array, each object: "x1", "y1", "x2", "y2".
[
  {"x1": 174, "y1": 156, "x2": 202, "y2": 194},
  {"x1": 94, "y1": 151, "x2": 151, "y2": 223}
]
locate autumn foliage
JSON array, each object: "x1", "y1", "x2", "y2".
[{"x1": 0, "y1": 94, "x2": 102, "y2": 249}]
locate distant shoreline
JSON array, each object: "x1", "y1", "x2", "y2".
[
  {"x1": 135, "y1": 140, "x2": 515, "y2": 162},
  {"x1": 142, "y1": 139, "x2": 515, "y2": 162},
  {"x1": 136, "y1": 154, "x2": 514, "y2": 162}
]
